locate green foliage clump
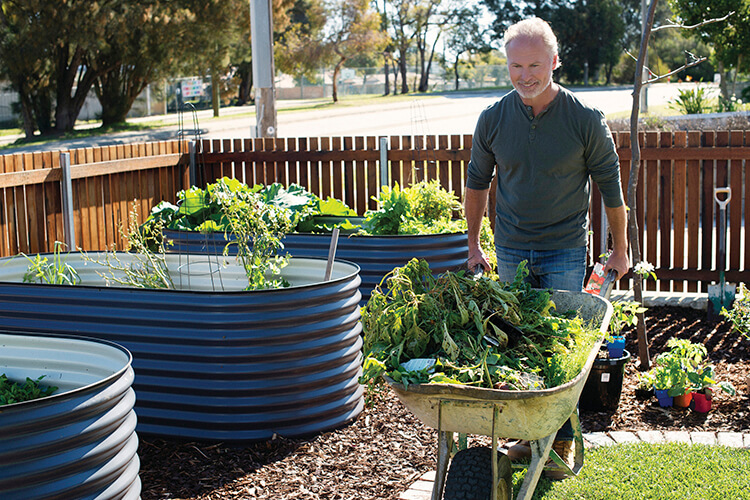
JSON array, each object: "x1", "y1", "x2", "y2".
[
  {"x1": 360, "y1": 259, "x2": 600, "y2": 390},
  {"x1": 668, "y1": 84, "x2": 711, "y2": 115},
  {"x1": 721, "y1": 282, "x2": 750, "y2": 340},
  {"x1": 361, "y1": 180, "x2": 465, "y2": 235},
  {"x1": 22, "y1": 241, "x2": 80, "y2": 285},
  {"x1": 0, "y1": 374, "x2": 57, "y2": 406}
]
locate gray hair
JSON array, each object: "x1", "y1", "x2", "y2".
[{"x1": 504, "y1": 18, "x2": 561, "y2": 69}]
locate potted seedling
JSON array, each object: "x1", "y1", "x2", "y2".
[
  {"x1": 688, "y1": 364, "x2": 736, "y2": 413},
  {"x1": 662, "y1": 339, "x2": 709, "y2": 407},
  {"x1": 652, "y1": 362, "x2": 677, "y2": 408}
]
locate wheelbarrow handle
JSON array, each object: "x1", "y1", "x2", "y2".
[
  {"x1": 599, "y1": 269, "x2": 618, "y2": 300},
  {"x1": 714, "y1": 187, "x2": 731, "y2": 210}
]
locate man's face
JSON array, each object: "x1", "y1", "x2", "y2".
[{"x1": 506, "y1": 36, "x2": 557, "y2": 102}]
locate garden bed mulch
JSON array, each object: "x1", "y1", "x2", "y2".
[{"x1": 138, "y1": 305, "x2": 749, "y2": 500}]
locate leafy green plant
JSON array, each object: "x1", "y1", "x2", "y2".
[
  {"x1": 217, "y1": 181, "x2": 295, "y2": 290},
  {"x1": 716, "y1": 93, "x2": 745, "y2": 113},
  {"x1": 0, "y1": 374, "x2": 57, "y2": 405},
  {"x1": 721, "y1": 282, "x2": 750, "y2": 339},
  {"x1": 361, "y1": 180, "x2": 465, "y2": 235},
  {"x1": 642, "y1": 338, "x2": 734, "y2": 397},
  {"x1": 668, "y1": 84, "x2": 710, "y2": 115},
  {"x1": 607, "y1": 300, "x2": 645, "y2": 341},
  {"x1": 22, "y1": 241, "x2": 80, "y2": 285}
]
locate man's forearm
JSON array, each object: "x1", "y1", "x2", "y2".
[
  {"x1": 604, "y1": 203, "x2": 630, "y2": 279},
  {"x1": 465, "y1": 187, "x2": 489, "y2": 248}
]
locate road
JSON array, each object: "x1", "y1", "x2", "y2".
[{"x1": 0, "y1": 83, "x2": 698, "y2": 154}]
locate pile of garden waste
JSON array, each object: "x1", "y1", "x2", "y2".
[{"x1": 361, "y1": 259, "x2": 601, "y2": 390}]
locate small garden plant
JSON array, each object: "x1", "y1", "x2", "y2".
[
  {"x1": 721, "y1": 282, "x2": 750, "y2": 340},
  {"x1": 22, "y1": 241, "x2": 80, "y2": 285},
  {"x1": 0, "y1": 373, "x2": 57, "y2": 406}
]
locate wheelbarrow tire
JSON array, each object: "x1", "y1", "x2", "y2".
[{"x1": 443, "y1": 447, "x2": 512, "y2": 500}]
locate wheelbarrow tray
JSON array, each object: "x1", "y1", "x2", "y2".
[
  {"x1": 384, "y1": 289, "x2": 612, "y2": 500},
  {"x1": 386, "y1": 289, "x2": 611, "y2": 439}
]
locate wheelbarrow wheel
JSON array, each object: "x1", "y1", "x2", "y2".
[{"x1": 443, "y1": 447, "x2": 512, "y2": 500}]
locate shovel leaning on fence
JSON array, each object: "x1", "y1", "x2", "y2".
[{"x1": 707, "y1": 187, "x2": 736, "y2": 321}]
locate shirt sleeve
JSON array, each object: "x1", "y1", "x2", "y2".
[
  {"x1": 466, "y1": 108, "x2": 497, "y2": 190},
  {"x1": 584, "y1": 109, "x2": 624, "y2": 208}
]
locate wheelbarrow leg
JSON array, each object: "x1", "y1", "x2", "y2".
[
  {"x1": 515, "y1": 434, "x2": 554, "y2": 500},
  {"x1": 432, "y1": 430, "x2": 454, "y2": 500}
]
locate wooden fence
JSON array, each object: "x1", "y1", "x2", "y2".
[{"x1": 0, "y1": 131, "x2": 748, "y2": 292}]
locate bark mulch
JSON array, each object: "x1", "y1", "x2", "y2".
[{"x1": 138, "y1": 306, "x2": 749, "y2": 499}]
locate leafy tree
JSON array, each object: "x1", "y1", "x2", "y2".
[
  {"x1": 443, "y1": 5, "x2": 492, "y2": 90},
  {"x1": 93, "y1": 2, "x2": 195, "y2": 126},
  {"x1": 275, "y1": 0, "x2": 328, "y2": 83},
  {"x1": 0, "y1": 0, "x2": 116, "y2": 136},
  {"x1": 325, "y1": 0, "x2": 387, "y2": 102},
  {"x1": 552, "y1": 0, "x2": 625, "y2": 85},
  {"x1": 669, "y1": 0, "x2": 750, "y2": 97}
]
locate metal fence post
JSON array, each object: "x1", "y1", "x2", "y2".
[
  {"x1": 59, "y1": 153, "x2": 76, "y2": 250},
  {"x1": 189, "y1": 141, "x2": 196, "y2": 187},
  {"x1": 379, "y1": 137, "x2": 389, "y2": 189}
]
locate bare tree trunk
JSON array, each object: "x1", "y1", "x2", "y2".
[
  {"x1": 383, "y1": 51, "x2": 391, "y2": 96},
  {"x1": 627, "y1": 0, "x2": 657, "y2": 371},
  {"x1": 332, "y1": 58, "x2": 346, "y2": 103}
]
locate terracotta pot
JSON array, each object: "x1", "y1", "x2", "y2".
[{"x1": 673, "y1": 391, "x2": 693, "y2": 408}]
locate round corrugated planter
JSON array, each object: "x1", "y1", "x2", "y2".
[
  {"x1": 0, "y1": 333, "x2": 139, "y2": 500},
  {"x1": 0, "y1": 253, "x2": 363, "y2": 443},
  {"x1": 163, "y1": 228, "x2": 469, "y2": 302}
]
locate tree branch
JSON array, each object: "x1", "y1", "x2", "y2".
[
  {"x1": 624, "y1": 48, "x2": 707, "y2": 86},
  {"x1": 652, "y1": 12, "x2": 734, "y2": 32}
]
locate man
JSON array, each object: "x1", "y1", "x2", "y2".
[{"x1": 464, "y1": 17, "x2": 630, "y2": 479}]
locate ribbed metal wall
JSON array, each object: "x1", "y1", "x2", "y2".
[
  {"x1": 0, "y1": 333, "x2": 139, "y2": 500},
  {"x1": 164, "y1": 229, "x2": 469, "y2": 302},
  {"x1": 0, "y1": 254, "x2": 363, "y2": 442}
]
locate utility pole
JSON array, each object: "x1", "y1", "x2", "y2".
[
  {"x1": 250, "y1": 0, "x2": 277, "y2": 138},
  {"x1": 640, "y1": 0, "x2": 649, "y2": 113}
]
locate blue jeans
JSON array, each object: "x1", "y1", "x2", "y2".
[
  {"x1": 496, "y1": 246, "x2": 587, "y2": 292},
  {"x1": 496, "y1": 245, "x2": 587, "y2": 441}
]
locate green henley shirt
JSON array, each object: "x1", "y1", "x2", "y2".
[{"x1": 466, "y1": 86, "x2": 624, "y2": 250}]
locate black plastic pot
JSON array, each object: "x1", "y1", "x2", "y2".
[{"x1": 579, "y1": 349, "x2": 631, "y2": 411}]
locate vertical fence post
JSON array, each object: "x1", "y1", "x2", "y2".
[
  {"x1": 59, "y1": 153, "x2": 76, "y2": 251},
  {"x1": 189, "y1": 141, "x2": 197, "y2": 187},
  {"x1": 379, "y1": 137, "x2": 389, "y2": 190}
]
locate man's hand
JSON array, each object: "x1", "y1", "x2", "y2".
[
  {"x1": 468, "y1": 245, "x2": 491, "y2": 273},
  {"x1": 604, "y1": 248, "x2": 630, "y2": 281}
]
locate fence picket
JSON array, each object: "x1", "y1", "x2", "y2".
[{"x1": 672, "y1": 132, "x2": 687, "y2": 293}]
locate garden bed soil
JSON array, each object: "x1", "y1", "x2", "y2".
[{"x1": 138, "y1": 306, "x2": 749, "y2": 499}]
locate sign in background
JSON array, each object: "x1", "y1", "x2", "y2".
[{"x1": 180, "y1": 80, "x2": 203, "y2": 98}]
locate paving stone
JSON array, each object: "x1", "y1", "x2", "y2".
[
  {"x1": 419, "y1": 470, "x2": 436, "y2": 482},
  {"x1": 717, "y1": 432, "x2": 745, "y2": 448},
  {"x1": 636, "y1": 430, "x2": 665, "y2": 444},
  {"x1": 608, "y1": 431, "x2": 640, "y2": 444},
  {"x1": 398, "y1": 487, "x2": 432, "y2": 500},
  {"x1": 662, "y1": 430, "x2": 691, "y2": 443},
  {"x1": 745, "y1": 434, "x2": 750, "y2": 449},
  {"x1": 584, "y1": 432, "x2": 616, "y2": 448},
  {"x1": 690, "y1": 431, "x2": 717, "y2": 445}
]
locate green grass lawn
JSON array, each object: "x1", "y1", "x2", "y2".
[{"x1": 513, "y1": 442, "x2": 750, "y2": 499}]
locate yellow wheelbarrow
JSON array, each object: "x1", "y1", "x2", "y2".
[{"x1": 386, "y1": 287, "x2": 614, "y2": 500}]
